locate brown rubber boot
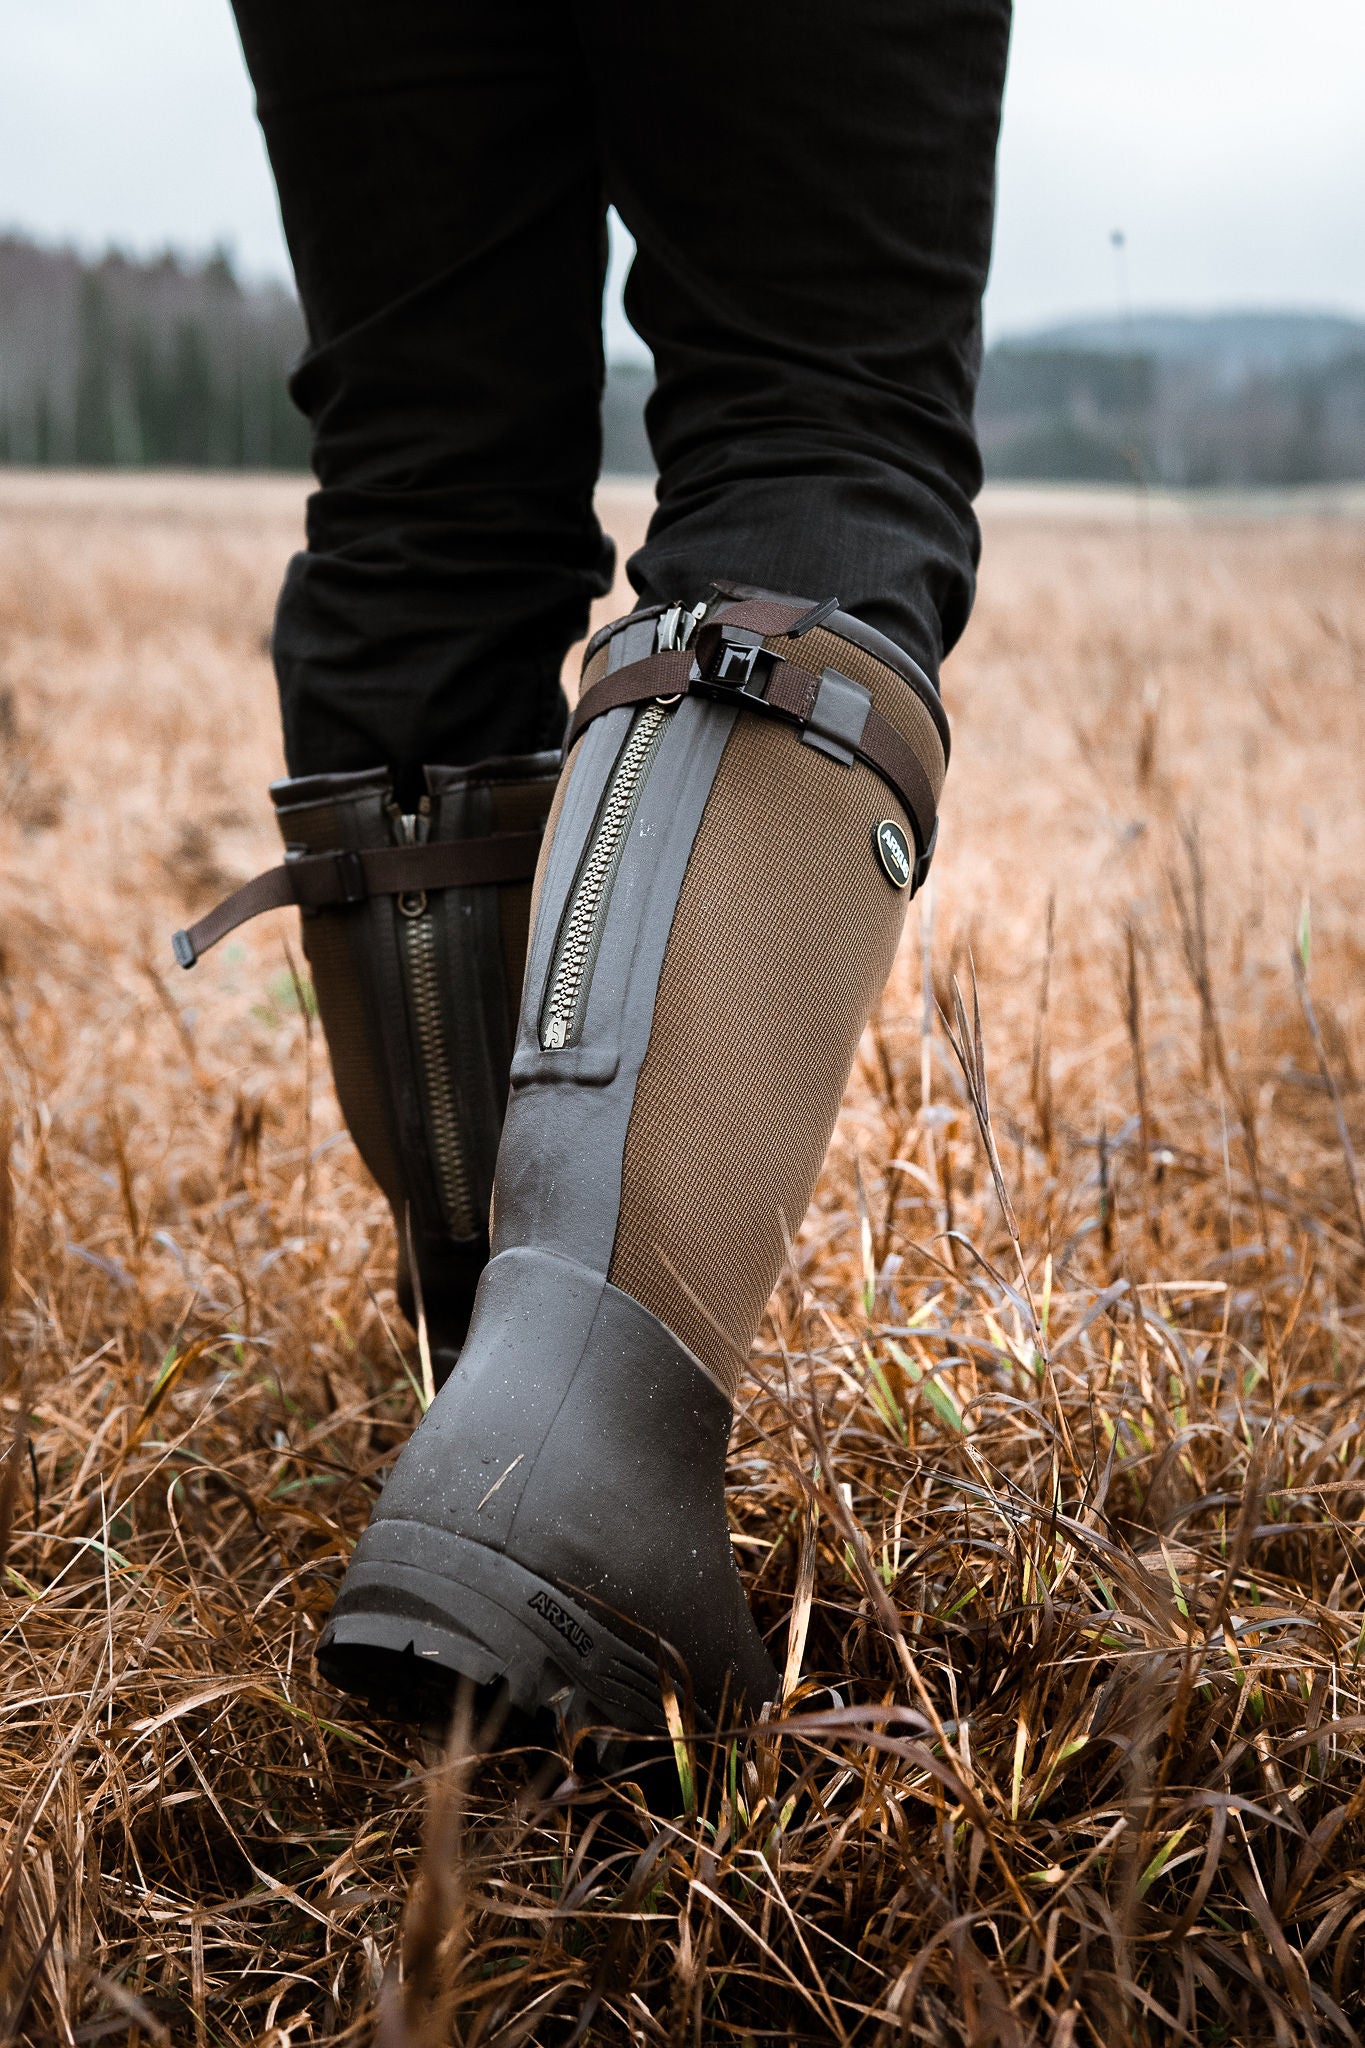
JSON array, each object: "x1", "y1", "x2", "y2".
[
  {"x1": 173, "y1": 753, "x2": 560, "y2": 1375},
  {"x1": 314, "y1": 590, "x2": 948, "y2": 1734}
]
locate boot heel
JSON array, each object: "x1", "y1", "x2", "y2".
[
  {"x1": 316, "y1": 1521, "x2": 663, "y2": 1734},
  {"x1": 316, "y1": 1249, "x2": 779, "y2": 1733}
]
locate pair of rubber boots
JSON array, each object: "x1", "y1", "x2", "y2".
[{"x1": 178, "y1": 588, "x2": 948, "y2": 1737}]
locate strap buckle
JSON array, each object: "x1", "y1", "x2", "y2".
[
  {"x1": 286, "y1": 845, "x2": 369, "y2": 912},
  {"x1": 332, "y1": 847, "x2": 369, "y2": 906},
  {"x1": 690, "y1": 625, "x2": 788, "y2": 710}
]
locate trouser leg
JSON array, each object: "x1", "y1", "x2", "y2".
[
  {"x1": 231, "y1": 0, "x2": 614, "y2": 789},
  {"x1": 587, "y1": 0, "x2": 1012, "y2": 686}
]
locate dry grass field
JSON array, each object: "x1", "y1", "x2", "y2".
[{"x1": 1, "y1": 470, "x2": 1364, "y2": 2046}]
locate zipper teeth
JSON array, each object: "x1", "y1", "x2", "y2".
[
  {"x1": 401, "y1": 906, "x2": 477, "y2": 1240},
  {"x1": 540, "y1": 701, "x2": 670, "y2": 1049}
]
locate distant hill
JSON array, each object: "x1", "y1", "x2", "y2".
[
  {"x1": 977, "y1": 310, "x2": 1365, "y2": 487},
  {"x1": 1021, "y1": 310, "x2": 1365, "y2": 378}
]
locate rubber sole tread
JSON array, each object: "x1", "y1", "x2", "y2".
[{"x1": 316, "y1": 1519, "x2": 665, "y2": 1738}]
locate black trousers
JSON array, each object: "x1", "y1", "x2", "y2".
[{"x1": 232, "y1": 0, "x2": 1011, "y2": 793}]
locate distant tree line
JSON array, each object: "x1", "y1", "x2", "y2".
[
  {"x1": 4, "y1": 234, "x2": 1364, "y2": 485},
  {"x1": 0, "y1": 235, "x2": 309, "y2": 469}
]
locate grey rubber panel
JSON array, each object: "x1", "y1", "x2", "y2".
[
  {"x1": 325, "y1": 1247, "x2": 779, "y2": 1728},
  {"x1": 498, "y1": 694, "x2": 738, "y2": 1275}
]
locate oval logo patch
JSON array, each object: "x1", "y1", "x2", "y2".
[{"x1": 874, "y1": 818, "x2": 912, "y2": 890}]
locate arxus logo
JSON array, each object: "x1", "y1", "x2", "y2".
[
  {"x1": 874, "y1": 818, "x2": 912, "y2": 889},
  {"x1": 528, "y1": 1588, "x2": 593, "y2": 1657}
]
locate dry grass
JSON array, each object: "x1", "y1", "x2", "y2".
[{"x1": 2, "y1": 471, "x2": 1365, "y2": 2045}]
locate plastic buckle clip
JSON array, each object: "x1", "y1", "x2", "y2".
[
  {"x1": 334, "y1": 848, "x2": 369, "y2": 905},
  {"x1": 690, "y1": 625, "x2": 786, "y2": 707}
]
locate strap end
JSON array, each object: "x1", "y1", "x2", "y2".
[{"x1": 171, "y1": 929, "x2": 197, "y2": 971}]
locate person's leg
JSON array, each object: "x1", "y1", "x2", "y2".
[
  {"x1": 231, "y1": 0, "x2": 614, "y2": 788},
  {"x1": 597, "y1": 0, "x2": 1011, "y2": 691},
  {"x1": 524, "y1": 0, "x2": 1010, "y2": 1389},
  {"x1": 202, "y1": 1, "x2": 613, "y2": 1356}
]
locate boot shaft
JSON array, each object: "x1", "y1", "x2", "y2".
[
  {"x1": 171, "y1": 750, "x2": 559, "y2": 1356},
  {"x1": 500, "y1": 592, "x2": 945, "y2": 1394},
  {"x1": 272, "y1": 755, "x2": 559, "y2": 1343}
]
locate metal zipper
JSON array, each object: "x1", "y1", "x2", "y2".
[
  {"x1": 539, "y1": 601, "x2": 708, "y2": 1052},
  {"x1": 392, "y1": 801, "x2": 477, "y2": 1240}
]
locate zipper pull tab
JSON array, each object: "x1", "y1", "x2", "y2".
[
  {"x1": 681, "y1": 600, "x2": 708, "y2": 647},
  {"x1": 389, "y1": 794, "x2": 432, "y2": 847},
  {"x1": 655, "y1": 600, "x2": 708, "y2": 653},
  {"x1": 391, "y1": 808, "x2": 431, "y2": 917}
]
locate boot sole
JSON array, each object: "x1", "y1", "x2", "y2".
[{"x1": 315, "y1": 1519, "x2": 664, "y2": 1736}]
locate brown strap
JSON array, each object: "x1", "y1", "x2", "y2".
[
  {"x1": 764, "y1": 663, "x2": 822, "y2": 722},
  {"x1": 568, "y1": 645, "x2": 831, "y2": 748},
  {"x1": 759, "y1": 659, "x2": 937, "y2": 846},
  {"x1": 565, "y1": 647, "x2": 695, "y2": 749},
  {"x1": 171, "y1": 829, "x2": 543, "y2": 968},
  {"x1": 569, "y1": 643, "x2": 938, "y2": 861},
  {"x1": 751, "y1": 652, "x2": 938, "y2": 836},
  {"x1": 702, "y1": 596, "x2": 812, "y2": 638},
  {"x1": 859, "y1": 706, "x2": 939, "y2": 853}
]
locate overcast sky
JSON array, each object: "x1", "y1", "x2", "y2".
[{"x1": 4, "y1": 0, "x2": 1363, "y2": 353}]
